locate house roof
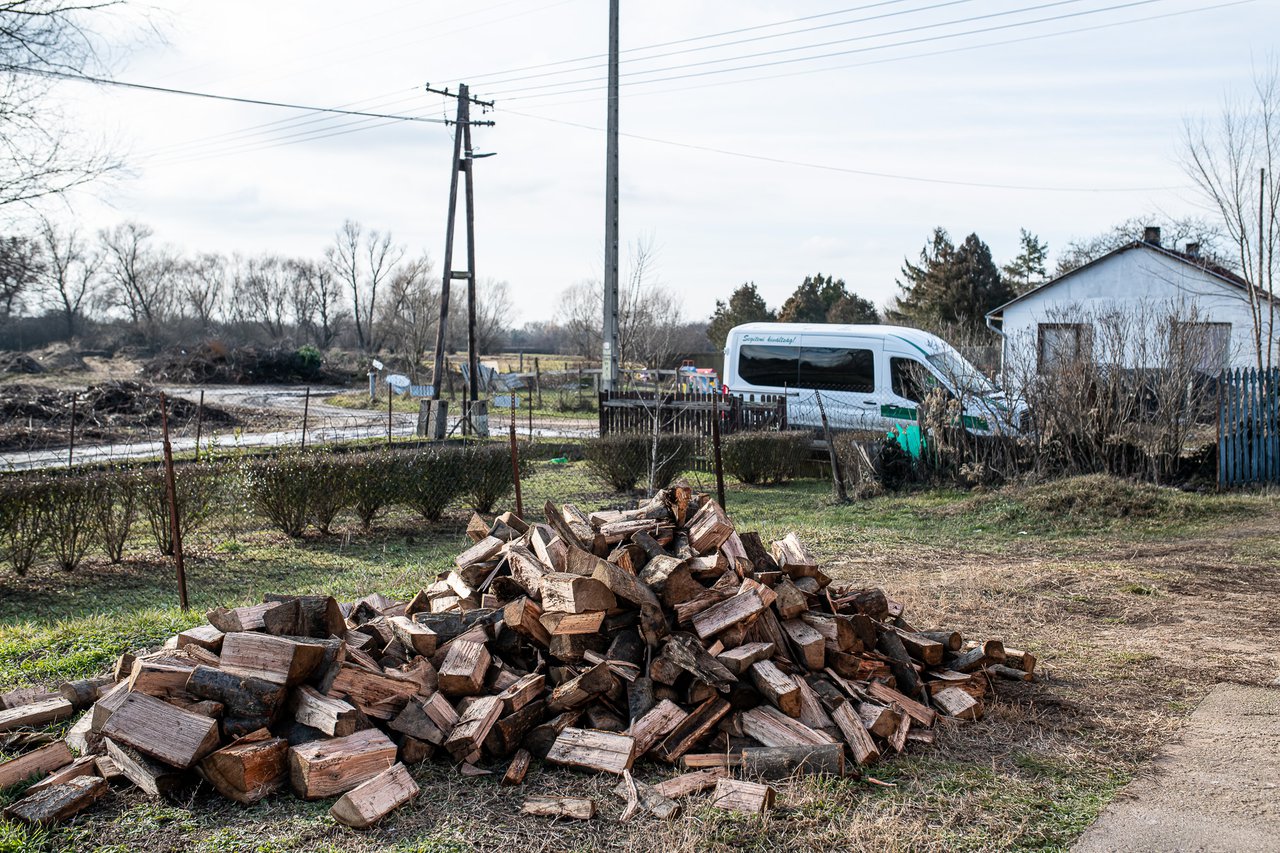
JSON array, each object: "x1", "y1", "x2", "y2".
[{"x1": 985, "y1": 239, "x2": 1257, "y2": 320}]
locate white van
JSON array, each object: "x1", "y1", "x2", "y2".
[{"x1": 722, "y1": 322, "x2": 1019, "y2": 435}]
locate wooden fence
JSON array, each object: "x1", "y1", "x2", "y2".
[
  {"x1": 598, "y1": 391, "x2": 787, "y2": 468},
  {"x1": 1219, "y1": 367, "x2": 1280, "y2": 488}
]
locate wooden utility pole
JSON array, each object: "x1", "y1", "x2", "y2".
[
  {"x1": 601, "y1": 0, "x2": 621, "y2": 391},
  {"x1": 425, "y1": 82, "x2": 494, "y2": 435}
]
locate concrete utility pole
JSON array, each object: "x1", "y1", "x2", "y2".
[
  {"x1": 424, "y1": 82, "x2": 494, "y2": 438},
  {"x1": 601, "y1": 0, "x2": 621, "y2": 392}
]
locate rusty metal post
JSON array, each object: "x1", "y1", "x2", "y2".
[
  {"x1": 301, "y1": 386, "x2": 310, "y2": 450},
  {"x1": 509, "y1": 420, "x2": 523, "y2": 519},
  {"x1": 159, "y1": 393, "x2": 189, "y2": 610},
  {"x1": 67, "y1": 392, "x2": 76, "y2": 468},
  {"x1": 387, "y1": 388, "x2": 393, "y2": 447},
  {"x1": 193, "y1": 389, "x2": 204, "y2": 462},
  {"x1": 711, "y1": 393, "x2": 726, "y2": 509}
]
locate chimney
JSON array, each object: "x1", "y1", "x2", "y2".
[
  {"x1": 1142, "y1": 226, "x2": 1161, "y2": 246},
  {"x1": 1186, "y1": 242, "x2": 1201, "y2": 258}
]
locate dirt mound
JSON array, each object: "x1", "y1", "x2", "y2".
[
  {"x1": 0, "y1": 352, "x2": 43, "y2": 374},
  {"x1": 145, "y1": 343, "x2": 355, "y2": 384}
]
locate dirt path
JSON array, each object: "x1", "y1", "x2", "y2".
[{"x1": 1073, "y1": 683, "x2": 1280, "y2": 852}]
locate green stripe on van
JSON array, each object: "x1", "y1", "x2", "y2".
[{"x1": 881, "y1": 404, "x2": 917, "y2": 421}]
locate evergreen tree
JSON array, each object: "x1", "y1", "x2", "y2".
[
  {"x1": 888, "y1": 229, "x2": 1012, "y2": 338},
  {"x1": 1001, "y1": 228, "x2": 1048, "y2": 294},
  {"x1": 706, "y1": 282, "x2": 775, "y2": 348},
  {"x1": 777, "y1": 273, "x2": 832, "y2": 323},
  {"x1": 826, "y1": 292, "x2": 880, "y2": 324}
]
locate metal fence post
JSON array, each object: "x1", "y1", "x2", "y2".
[
  {"x1": 67, "y1": 392, "x2": 76, "y2": 468},
  {"x1": 509, "y1": 420, "x2": 524, "y2": 519},
  {"x1": 159, "y1": 392, "x2": 189, "y2": 610},
  {"x1": 301, "y1": 386, "x2": 310, "y2": 450},
  {"x1": 387, "y1": 390, "x2": 393, "y2": 447},
  {"x1": 194, "y1": 389, "x2": 205, "y2": 462}
]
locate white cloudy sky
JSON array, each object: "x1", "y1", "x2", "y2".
[{"x1": 37, "y1": 0, "x2": 1280, "y2": 324}]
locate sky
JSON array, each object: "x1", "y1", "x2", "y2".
[{"x1": 29, "y1": 0, "x2": 1280, "y2": 325}]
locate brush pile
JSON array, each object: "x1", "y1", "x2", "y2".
[{"x1": 0, "y1": 489, "x2": 1036, "y2": 827}]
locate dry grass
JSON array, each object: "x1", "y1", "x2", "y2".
[{"x1": 8, "y1": 483, "x2": 1279, "y2": 853}]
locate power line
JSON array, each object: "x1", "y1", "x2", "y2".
[
  {"x1": 487, "y1": 0, "x2": 1158, "y2": 101},
  {"x1": 11, "y1": 66, "x2": 449, "y2": 124},
  {"x1": 499, "y1": 108, "x2": 1182, "y2": 193}
]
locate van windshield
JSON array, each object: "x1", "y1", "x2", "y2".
[{"x1": 926, "y1": 351, "x2": 999, "y2": 397}]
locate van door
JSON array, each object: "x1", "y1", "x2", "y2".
[{"x1": 793, "y1": 338, "x2": 881, "y2": 431}]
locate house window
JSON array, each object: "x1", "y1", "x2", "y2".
[
  {"x1": 797, "y1": 347, "x2": 876, "y2": 392},
  {"x1": 1170, "y1": 321, "x2": 1231, "y2": 373},
  {"x1": 1037, "y1": 323, "x2": 1092, "y2": 371}
]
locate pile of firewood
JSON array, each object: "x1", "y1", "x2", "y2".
[{"x1": 0, "y1": 489, "x2": 1036, "y2": 828}]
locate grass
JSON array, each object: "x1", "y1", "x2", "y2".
[
  {"x1": 0, "y1": 474, "x2": 1276, "y2": 851},
  {"x1": 324, "y1": 390, "x2": 598, "y2": 422}
]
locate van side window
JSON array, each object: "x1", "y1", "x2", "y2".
[
  {"x1": 890, "y1": 357, "x2": 933, "y2": 403},
  {"x1": 797, "y1": 347, "x2": 875, "y2": 392},
  {"x1": 738, "y1": 345, "x2": 799, "y2": 387}
]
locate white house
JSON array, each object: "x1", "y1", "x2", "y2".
[{"x1": 985, "y1": 227, "x2": 1279, "y2": 381}]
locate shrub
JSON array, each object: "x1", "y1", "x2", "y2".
[
  {"x1": 583, "y1": 434, "x2": 695, "y2": 492},
  {"x1": 722, "y1": 431, "x2": 811, "y2": 485},
  {"x1": 399, "y1": 446, "x2": 469, "y2": 521},
  {"x1": 41, "y1": 475, "x2": 96, "y2": 571},
  {"x1": 92, "y1": 466, "x2": 139, "y2": 563},
  {"x1": 0, "y1": 477, "x2": 47, "y2": 576},
  {"x1": 304, "y1": 453, "x2": 350, "y2": 534},
  {"x1": 245, "y1": 454, "x2": 312, "y2": 538},
  {"x1": 463, "y1": 443, "x2": 528, "y2": 514},
  {"x1": 346, "y1": 450, "x2": 398, "y2": 531},
  {"x1": 140, "y1": 462, "x2": 221, "y2": 554}
]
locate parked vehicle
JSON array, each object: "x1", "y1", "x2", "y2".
[{"x1": 722, "y1": 322, "x2": 1020, "y2": 435}]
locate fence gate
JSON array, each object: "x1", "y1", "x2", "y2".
[{"x1": 1219, "y1": 367, "x2": 1280, "y2": 488}]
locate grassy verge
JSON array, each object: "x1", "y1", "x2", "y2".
[
  {"x1": 0, "y1": 476, "x2": 1274, "y2": 851},
  {"x1": 324, "y1": 391, "x2": 597, "y2": 421}
]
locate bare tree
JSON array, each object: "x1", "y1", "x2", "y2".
[
  {"x1": 559, "y1": 279, "x2": 601, "y2": 358},
  {"x1": 0, "y1": 0, "x2": 124, "y2": 208},
  {"x1": 381, "y1": 253, "x2": 438, "y2": 376},
  {"x1": 232, "y1": 254, "x2": 291, "y2": 342},
  {"x1": 1183, "y1": 62, "x2": 1280, "y2": 372},
  {"x1": 98, "y1": 221, "x2": 174, "y2": 343},
  {"x1": 290, "y1": 259, "x2": 342, "y2": 348},
  {"x1": 0, "y1": 232, "x2": 41, "y2": 326},
  {"x1": 36, "y1": 217, "x2": 97, "y2": 336},
  {"x1": 325, "y1": 219, "x2": 404, "y2": 353},
  {"x1": 173, "y1": 252, "x2": 225, "y2": 332}
]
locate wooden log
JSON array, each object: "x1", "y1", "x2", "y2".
[
  {"x1": 326, "y1": 664, "x2": 418, "y2": 720},
  {"x1": 1002, "y1": 647, "x2": 1037, "y2": 673},
  {"x1": 220, "y1": 633, "x2": 326, "y2": 686},
  {"x1": 770, "y1": 533, "x2": 827, "y2": 583},
  {"x1": 827, "y1": 702, "x2": 880, "y2": 766},
  {"x1": 437, "y1": 640, "x2": 491, "y2": 697},
  {"x1": 103, "y1": 738, "x2": 186, "y2": 799},
  {"x1": 503, "y1": 597, "x2": 551, "y2": 647},
  {"x1": 540, "y1": 573, "x2": 617, "y2": 614},
  {"x1": 613, "y1": 773, "x2": 682, "y2": 820},
  {"x1": 791, "y1": 674, "x2": 836, "y2": 731},
  {"x1": 65, "y1": 711, "x2": 100, "y2": 756},
  {"x1": 198, "y1": 729, "x2": 288, "y2": 804},
  {"x1": 26, "y1": 755, "x2": 97, "y2": 795},
  {"x1": 525, "y1": 709, "x2": 582, "y2": 758},
  {"x1": 101, "y1": 693, "x2": 220, "y2": 769},
  {"x1": 710, "y1": 778, "x2": 774, "y2": 814},
  {"x1": 948, "y1": 639, "x2": 1006, "y2": 673},
  {"x1": 389, "y1": 698, "x2": 450, "y2": 746},
  {"x1": 687, "y1": 500, "x2": 734, "y2": 553},
  {"x1": 0, "y1": 691, "x2": 75, "y2": 732},
  {"x1": 651, "y1": 768, "x2": 727, "y2": 799},
  {"x1": 679, "y1": 753, "x2": 739, "y2": 770},
  {"x1": 691, "y1": 589, "x2": 766, "y2": 640},
  {"x1": 546, "y1": 728, "x2": 635, "y2": 775},
  {"x1": 262, "y1": 594, "x2": 346, "y2": 638},
  {"x1": 653, "y1": 696, "x2": 731, "y2": 764},
  {"x1": 740, "y1": 743, "x2": 845, "y2": 780},
  {"x1": 290, "y1": 686, "x2": 359, "y2": 737},
  {"x1": 866, "y1": 681, "x2": 937, "y2": 727},
  {"x1": 330, "y1": 762, "x2": 419, "y2": 829},
  {"x1": 547, "y1": 662, "x2": 615, "y2": 712},
  {"x1": 58, "y1": 677, "x2": 113, "y2": 711},
  {"x1": 287, "y1": 729, "x2": 397, "y2": 800},
  {"x1": 543, "y1": 610, "x2": 606, "y2": 636},
  {"x1": 627, "y1": 699, "x2": 688, "y2": 757},
  {"x1": 856, "y1": 702, "x2": 899, "y2": 738},
  {"x1": 495, "y1": 672, "x2": 545, "y2": 714},
  {"x1": 127, "y1": 659, "x2": 195, "y2": 698},
  {"x1": 456, "y1": 535, "x2": 505, "y2": 570},
  {"x1": 0, "y1": 741, "x2": 72, "y2": 788},
  {"x1": 987, "y1": 663, "x2": 1035, "y2": 682},
  {"x1": 388, "y1": 616, "x2": 439, "y2": 657},
  {"x1": 750, "y1": 661, "x2": 801, "y2": 718},
  {"x1": 741, "y1": 705, "x2": 834, "y2": 747},
  {"x1": 206, "y1": 602, "x2": 276, "y2": 633},
  {"x1": 715, "y1": 642, "x2": 775, "y2": 676},
  {"x1": 896, "y1": 630, "x2": 944, "y2": 665},
  {"x1": 782, "y1": 619, "x2": 826, "y2": 670},
  {"x1": 933, "y1": 687, "x2": 982, "y2": 720},
  {"x1": 590, "y1": 558, "x2": 667, "y2": 645},
  {"x1": 773, "y1": 578, "x2": 807, "y2": 620},
  {"x1": 176, "y1": 624, "x2": 224, "y2": 653},
  {"x1": 662, "y1": 633, "x2": 737, "y2": 688},
  {"x1": 3, "y1": 775, "x2": 107, "y2": 825},
  {"x1": 918, "y1": 630, "x2": 963, "y2": 652},
  {"x1": 444, "y1": 695, "x2": 502, "y2": 761},
  {"x1": 186, "y1": 665, "x2": 286, "y2": 720},
  {"x1": 502, "y1": 748, "x2": 532, "y2": 786},
  {"x1": 522, "y1": 796, "x2": 594, "y2": 820}
]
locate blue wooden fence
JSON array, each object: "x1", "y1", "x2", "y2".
[{"x1": 1219, "y1": 367, "x2": 1280, "y2": 488}]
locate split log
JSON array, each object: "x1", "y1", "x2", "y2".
[
  {"x1": 176, "y1": 624, "x2": 225, "y2": 653},
  {"x1": 687, "y1": 500, "x2": 734, "y2": 552},
  {"x1": 933, "y1": 687, "x2": 982, "y2": 721},
  {"x1": 525, "y1": 709, "x2": 582, "y2": 758},
  {"x1": 662, "y1": 633, "x2": 737, "y2": 688},
  {"x1": 101, "y1": 692, "x2": 220, "y2": 769},
  {"x1": 590, "y1": 559, "x2": 667, "y2": 645},
  {"x1": 3, "y1": 775, "x2": 107, "y2": 825},
  {"x1": 987, "y1": 663, "x2": 1035, "y2": 682},
  {"x1": 389, "y1": 698, "x2": 450, "y2": 746},
  {"x1": 651, "y1": 768, "x2": 727, "y2": 799},
  {"x1": 1002, "y1": 647, "x2": 1037, "y2": 673},
  {"x1": 444, "y1": 695, "x2": 502, "y2": 761},
  {"x1": 948, "y1": 640, "x2": 1006, "y2": 673},
  {"x1": 288, "y1": 729, "x2": 398, "y2": 800},
  {"x1": 716, "y1": 642, "x2": 775, "y2": 676},
  {"x1": 782, "y1": 619, "x2": 826, "y2": 670},
  {"x1": 206, "y1": 602, "x2": 276, "y2": 633},
  {"x1": 710, "y1": 778, "x2": 774, "y2": 814},
  {"x1": 0, "y1": 741, "x2": 72, "y2": 788},
  {"x1": 437, "y1": 640, "x2": 491, "y2": 697},
  {"x1": 690, "y1": 589, "x2": 766, "y2": 640},
  {"x1": 198, "y1": 729, "x2": 288, "y2": 804},
  {"x1": 548, "y1": 662, "x2": 615, "y2": 712},
  {"x1": 186, "y1": 665, "x2": 286, "y2": 720},
  {"x1": 749, "y1": 660, "x2": 801, "y2": 718},
  {"x1": 653, "y1": 696, "x2": 730, "y2": 764},
  {"x1": 103, "y1": 738, "x2": 186, "y2": 799},
  {"x1": 542, "y1": 611, "x2": 606, "y2": 636},
  {"x1": 501, "y1": 749, "x2": 531, "y2": 786},
  {"x1": 740, "y1": 743, "x2": 844, "y2": 780},
  {"x1": 866, "y1": 681, "x2": 936, "y2": 727},
  {"x1": 612, "y1": 774, "x2": 681, "y2": 820},
  {"x1": 773, "y1": 579, "x2": 808, "y2": 620},
  {"x1": 325, "y1": 664, "x2": 418, "y2": 720},
  {"x1": 128, "y1": 659, "x2": 195, "y2": 697},
  {"x1": 220, "y1": 633, "x2": 326, "y2": 686},
  {"x1": 26, "y1": 755, "x2": 97, "y2": 795},
  {"x1": 262, "y1": 594, "x2": 345, "y2": 639},
  {"x1": 65, "y1": 712, "x2": 99, "y2": 756},
  {"x1": 503, "y1": 597, "x2": 551, "y2": 647},
  {"x1": 522, "y1": 796, "x2": 594, "y2": 820},
  {"x1": 541, "y1": 573, "x2": 617, "y2": 614},
  {"x1": 290, "y1": 686, "x2": 359, "y2": 736},
  {"x1": 876, "y1": 627, "x2": 924, "y2": 699},
  {"x1": 627, "y1": 699, "x2": 688, "y2": 756},
  {"x1": 546, "y1": 728, "x2": 636, "y2": 775},
  {"x1": 741, "y1": 705, "x2": 834, "y2": 748},
  {"x1": 330, "y1": 762, "x2": 419, "y2": 828},
  {"x1": 388, "y1": 616, "x2": 439, "y2": 657}
]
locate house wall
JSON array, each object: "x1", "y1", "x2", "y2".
[{"x1": 997, "y1": 246, "x2": 1279, "y2": 379}]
